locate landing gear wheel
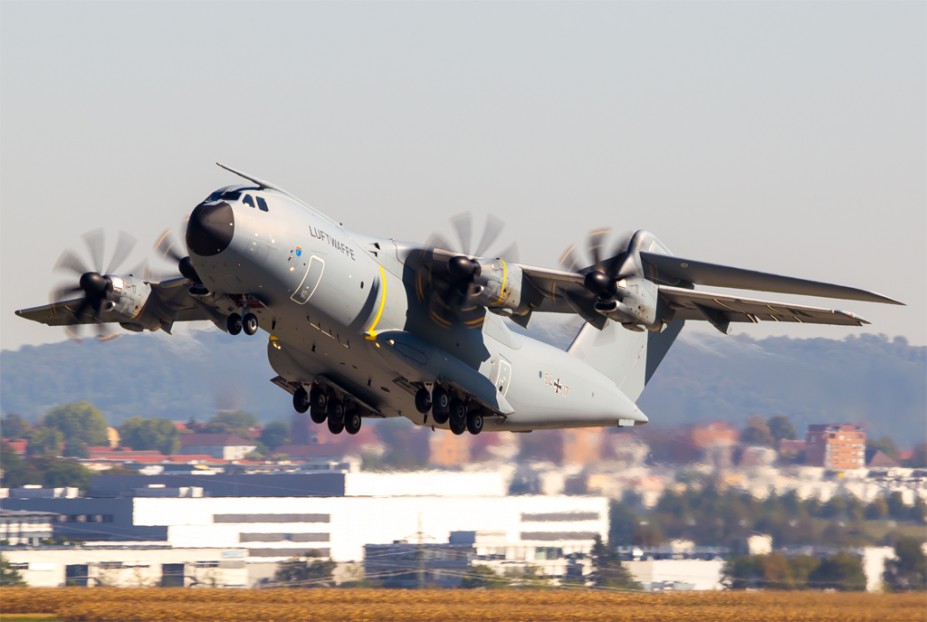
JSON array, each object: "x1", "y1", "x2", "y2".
[
  {"x1": 242, "y1": 313, "x2": 258, "y2": 335},
  {"x1": 293, "y1": 387, "x2": 310, "y2": 414},
  {"x1": 466, "y1": 411, "x2": 484, "y2": 435},
  {"x1": 432, "y1": 386, "x2": 450, "y2": 424},
  {"x1": 227, "y1": 313, "x2": 242, "y2": 335},
  {"x1": 326, "y1": 400, "x2": 345, "y2": 434},
  {"x1": 344, "y1": 410, "x2": 362, "y2": 435},
  {"x1": 449, "y1": 399, "x2": 467, "y2": 435},
  {"x1": 309, "y1": 386, "x2": 328, "y2": 424},
  {"x1": 310, "y1": 386, "x2": 327, "y2": 410},
  {"x1": 310, "y1": 405, "x2": 327, "y2": 424},
  {"x1": 414, "y1": 387, "x2": 432, "y2": 414}
]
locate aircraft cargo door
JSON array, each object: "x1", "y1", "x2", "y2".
[
  {"x1": 291, "y1": 256, "x2": 325, "y2": 304},
  {"x1": 493, "y1": 356, "x2": 512, "y2": 397}
]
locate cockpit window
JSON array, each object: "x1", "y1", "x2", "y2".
[
  {"x1": 243, "y1": 194, "x2": 255, "y2": 207},
  {"x1": 256, "y1": 197, "x2": 269, "y2": 212},
  {"x1": 204, "y1": 185, "x2": 259, "y2": 202}
]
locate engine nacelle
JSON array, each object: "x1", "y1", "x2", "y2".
[
  {"x1": 594, "y1": 276, "x2": 660, "y2": 329},
  {"x1": 106, "y1": 276, "x2": 153, "y2": 322},
  {"x1": 469, "y1": 259, "x2": 531, "y2": 318}
]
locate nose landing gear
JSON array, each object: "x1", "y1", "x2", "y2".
[
  {"x1": 226, "y1": 313, "x2": 243, "y2": 335},
  {"x1": 242, "y1": 312, "x2": 258, "y2": 335},
  {"x1": 226, "y1": 296, "x2": 260, "y2": 336}
]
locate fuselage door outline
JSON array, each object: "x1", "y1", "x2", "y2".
[
  {"x1": 494, "y1": 356, "x2": 513, "y2": 397},
  {"x1": 291, "y1": 255, "x2": 325, "y2": 305}
]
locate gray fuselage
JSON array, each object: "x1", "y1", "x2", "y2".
[{"x1": 189, "y1": 187, "x2": 647, "y2": 432}]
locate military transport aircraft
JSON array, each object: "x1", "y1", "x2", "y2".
[{"x1": 16, "y1": 164, "x2": 902, "y2": 436}]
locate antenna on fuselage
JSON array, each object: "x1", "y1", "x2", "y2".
[{"x1": 215, "y1": 162, "x2": 295, "y2": 198}]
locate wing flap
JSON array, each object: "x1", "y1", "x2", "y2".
[
  {"x1": 641, "y1": 252, "x2": 901, "y2": 305},
  {"x1": 658, "y1": 285, "x2": 870, "y2": 327}
]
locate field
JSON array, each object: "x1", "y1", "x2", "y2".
[{"x1": 1, "y1": 588, "x2": 925, "y2": 622}]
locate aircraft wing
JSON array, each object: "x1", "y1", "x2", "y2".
[
  {"x1": 657, "y1": 285, "x2": 869, "y2": 332},
  {"x1": 640, "y1": 252, "x2": 902, "y2": 305},
  {"x1": 15, "y1": 277, "x2": 222, "y2": 331},
  {"x1": 516, "y1": 263, "x2": 878, "y2": 331}
]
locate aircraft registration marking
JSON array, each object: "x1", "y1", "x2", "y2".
[{"x1": 543, "y1": 372, "x2": 570, "y2": 397}]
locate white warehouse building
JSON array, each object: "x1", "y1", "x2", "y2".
[{"x1": 134, "y1": 495, "x2": 608, "y2": 563}]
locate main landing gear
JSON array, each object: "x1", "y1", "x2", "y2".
[
  {"x1": 295, "y1": 384, "x2": 364, "y2": 436},
  {"x1": 415, "y1": 385, "x2": 485, "y2": 436}
]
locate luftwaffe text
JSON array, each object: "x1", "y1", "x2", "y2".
[{"x1": 308, "y1": 226, "x2": 356, "y2": 260}]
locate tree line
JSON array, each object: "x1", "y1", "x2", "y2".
[
  {"x1": 610, "y1": 486, "x2": 926, "y2": 550},
  {"x1": 723, "y1": 537, "x2": 925, "y2": 592}
]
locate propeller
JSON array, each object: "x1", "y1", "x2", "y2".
[
  {"x1": 50, "y1": 229, "x2": 137, "y2": 341},
  {"x1": 154, "y1": 227, "x2": 201, "y2": 283},
  {"x1": 422, "y1": 212, "x2": 518, "y2": 327},
  {"x1": 560, "y1": 228, "x2": 637, "y2": 302}
]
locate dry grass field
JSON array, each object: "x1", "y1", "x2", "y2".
[{"x1": 1, "y1": 588, "x2": 925, "y2": 622}]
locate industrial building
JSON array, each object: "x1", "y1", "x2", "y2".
[
  {"x1": 1, "y1": 470, "x2": 608, "y2": 586},
  {"x1": 2, "y1": 545, "x2": 248, "y2": 588}
]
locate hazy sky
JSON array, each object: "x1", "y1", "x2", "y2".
[{"x1": 1, "y1": 1, "x2": 925, "y2": 352}]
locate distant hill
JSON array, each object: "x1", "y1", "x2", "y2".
[{"x1": 1, "y1": 323, "x2": 924, "y2": 447}]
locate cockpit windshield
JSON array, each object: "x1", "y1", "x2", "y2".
[{"x1": 204, "y1": 185, "x2": 260, "y2": 203}]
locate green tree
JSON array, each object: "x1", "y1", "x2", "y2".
[
  {"x1": 0, "y1": 441, "x2": 42, "y2": 487},
  {"x1": 272, "y1": 551, "x2": 336, "y2": 587},
  {"x1": 631, "y1": 520, "x2": 664, "y2": 547},
  {"x1": 589, "y1": 535, "x2": 640, "y2": 590},
  {"x1": 508, "y1": 565, "x2": 553, "y2": 589},
  {"x1": 62, "y1": 439, "x2": 89, "y2": 459},
  {"x1": 118, "y1": 417, "x2": 180, "y2": 454},
  {"x1": 883, "y1": 536, "x2": 927, "y2": 591},
  {"x1": 808, "y1": 551, "x2": 866, "y2": 591},
  {"x1": 204, "y1": 410, "x2": 259, "y2": 436},
  {"x1": 767, "y1": 415, "x2": 797, "y2": 443},
  {"x1": 865, "y1": 497, "x2": 889, "y2": 520},
  {"x1": 40, "y1": 458, "x2": 91, "y2": 489},
  {"x1": 608, "y1": 500, "x2": 638, "y2": 545},
  {"x1": 723, "y1": 555, "x2": 763, "y2": 589},
  {"x1": 461, "y1": 565, "x2": 508, "y2": 589},
  {"x1": 1, "y1": 414, "x2": 33, "y2": 439},
  {"x1": 259, "y1": 421, "x2": 291, "y2": 451},
  {"x1": 887, "y1": 492, "x2": 909, "y2": 521},
  {"x1": 0, "y1": 555, "x2": 26, "y2": 586},
  {"x1": 788, "y1": 555, "x2": 821, "y2": 589},
  {"x1": 26, "y1": 427, "x2": 63, "y2": 458},
  {"x1": 43, "y1": 402, "x2": 108, "y2": 446},
  {"x1": 741, "y1": 416, "x2": 774, "y2": 447}
]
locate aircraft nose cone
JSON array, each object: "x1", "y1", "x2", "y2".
[{"x1": 186, "y1": 201, "x2": 234, "y2": 256}]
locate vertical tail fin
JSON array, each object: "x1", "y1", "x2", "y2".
[{"x1": 567, "y1": 319, "x2": 684, "y2": 402}]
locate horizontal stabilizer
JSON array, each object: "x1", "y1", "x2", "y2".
[{"x1": 641, "y1": 252, "x2": 901, "y2": 305}]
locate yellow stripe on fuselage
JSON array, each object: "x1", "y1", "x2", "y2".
[
  {"x1": 365, "y1": 266, "x2": 388, "y2": 341},
  {"x1": 491, "y1": 259, "x2": 508, "y2": 306}
]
